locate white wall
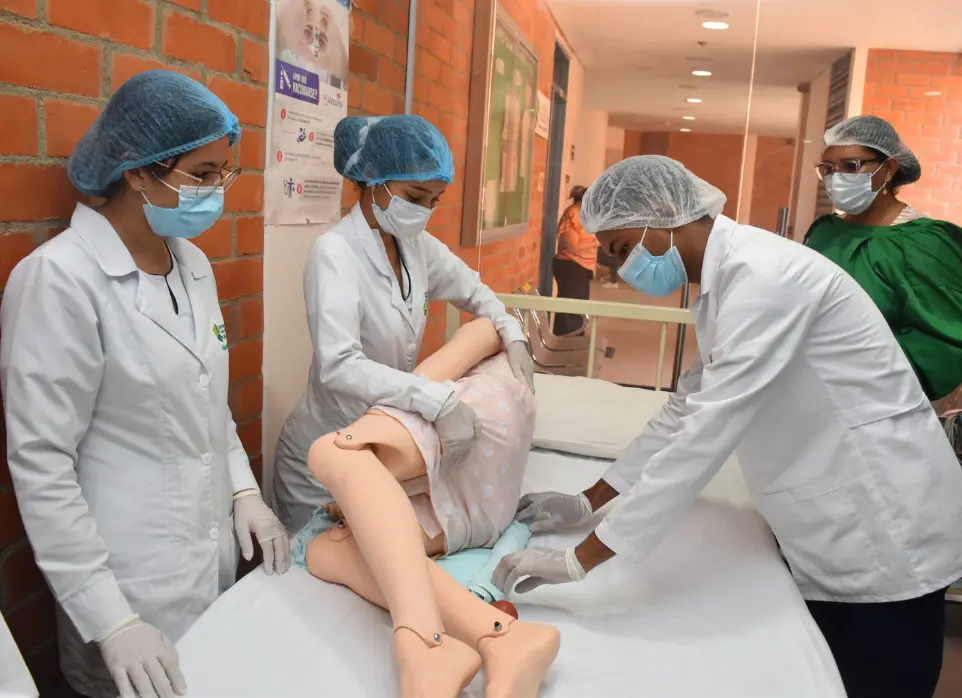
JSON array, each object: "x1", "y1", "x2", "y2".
[
  {"x1": 572, "y1": 109, "x2": 609, "y2": 188},
  {"x1": 604, "y1": 125, "x2": 624, "y2": 170},
  {"x1": 736, "y1": 134, "x2": 758, "y2": 224},
  {"x1": 793, "y1": 66, "x2": 831, "y2": 238}
]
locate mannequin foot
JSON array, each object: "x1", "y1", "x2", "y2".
[
  {"x1": 394, "y1": 628, "x2": 482, "y2": 698},
  {"x1": 478, "y1": 621, "x2": 560, "y2": 698}
]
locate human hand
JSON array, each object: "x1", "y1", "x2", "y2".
[
  {"x1": 435, "y1": 396, "x2": 481, "y2": 471},
  {"x1": 233, "y1": 493, "x2": 292, "y2": 575},
  {"x1": 99, "y1": 619, "x2": 186, "y2": 698},
  {"x1": 493, "y1": 547, "x2": 586, "y2": 594},
  {"x1": 515, "y1": 491, "x2": 593, "y2": 533},
  {"x1": 506, "y1": 340, "x2": 535, "y2": 393}
]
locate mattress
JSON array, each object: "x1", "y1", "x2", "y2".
[{"x1": 176, "y1": 450, "x2": 843, "y2": 697}]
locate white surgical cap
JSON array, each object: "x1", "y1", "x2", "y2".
[
  {"x1": 824, "y1": 115, "x2": 921, "y2": 186},
  {"x1": 580, "y1": 155, "x2": 727, "y2": 234}
]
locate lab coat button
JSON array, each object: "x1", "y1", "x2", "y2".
[
  {"x1": 201, "y1": 453, "x2": 212, "y2": 465},
  {"x1": 209, "y1": 527, "x2": 219, "y2": 541},
  {"x1": 199, "y1": 374, "x2": 210, "y2": 388}
]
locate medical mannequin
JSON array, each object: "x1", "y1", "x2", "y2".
[{"x1": 305, "y1": 319, "x2": 560, "y2": 698}]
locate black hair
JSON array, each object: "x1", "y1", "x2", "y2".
[
  {"x1": 569, "y1": 185, "x2": 587, "y2": 203},
  {"x1": 103, "y1": 154, "x2": 182, "y2": 201},
  {"x1": 865, "y1": 146, "x2": 910, "y2": 191}
]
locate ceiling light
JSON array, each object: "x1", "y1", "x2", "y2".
[
  {"x1": 680, "y1": 128, "x2": 692, "y2": 133},
  {"x1": 692, "y1": 70, "x2": 712, "y2": 77},
  {"x1": 696, "y1": 9, "x2": 729, "y2": 19},
  {"x1": 702, "y1": 21, "x2": 730, "y2": 30},
  {"x1": 924, "y1": 90, "x2": 942, "y2": 96},
  {"x1": 683, "y1": 116, "x2": 696, "y2": 120},
  {"x1": 687, "y1": 98, "x2": 703, "y2": 104}
]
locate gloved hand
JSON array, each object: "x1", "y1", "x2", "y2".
[
  {"x1": 515, "y1": 491, "x2": 593, "y2": 533},
  {"x1": 435, "y1": 395, "x2": 481, "y2": 472},
  {"x1": 506, "y1": 340, "x2": 535, "y2": 393},
  {"x1": 98, "y1": 618, "x2": 186, "y2": 698},
  {"x1": 233, "y1": 493, "x2": 292, "y2": 575},
  {"x1": 493, "y1": 547, "x2": 586, "y2": 594}
]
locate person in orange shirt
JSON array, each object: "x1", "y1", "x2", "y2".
[{"x1": 553, "y1": 185, "x2": 598, "y2": 335}]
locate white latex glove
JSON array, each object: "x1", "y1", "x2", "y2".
[
  {"x1": 515, "y1": 491, "x2": 593, "y2": 533},
  {"x1": 505, "y1": 340, "x2": 535, "y2": 393},
  {"x1": 435, "y1": 394, "x2": 481, "y2": 472},
  {"x1": 233, "y1": 493, "x2": 292, "y2": 575},
  {"x1": 493, "y1": 547, "x2": 586, "y2": 594},
  {"x1": 98, "y1": 618, "x2": 186, "y2": 698}
]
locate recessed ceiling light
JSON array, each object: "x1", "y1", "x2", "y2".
[
  {"x1": 683, "y1": 116, "x2": 696, "y2": 120},
  {"x1": 680, "y1": 128, "x2": 692, "y2": 133},
  {"x1": 702, "y1": 21, "x2": 730, "y2": 30},
  {"x1": 692, "y1": 70, "x2": 712, "y2": 77},
  {"x1": 687, "y1": 98, "x2": 703, "y2": 104},
  {"x1": 924, "y1": 90, "x2": 942, "y2": 96},
  {"x1": 696, "y1": 9, "x2": 729, "y2": 19}
]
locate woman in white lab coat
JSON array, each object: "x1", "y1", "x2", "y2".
[
  {"x1": 273, "y1": 115, "x2": 534, "y2": 533},
  {"x1": 0, "y1": 71, "x2": 290, "y2": 698},
  {"x1": 494, "y1": 156, "x2": 962, "y2": 698}
]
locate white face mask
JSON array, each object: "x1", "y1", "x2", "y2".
[
  {"x1": 824, "y1": 163, "x2": 885, "y2": 215},
  {"x1": 372, "y1": 184, "x2": 433, "y2": 240}
]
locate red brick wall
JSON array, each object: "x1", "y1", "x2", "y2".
[
  {"x1": 0, "y1": 0, "x2": 270, "y2": 692},
  {"x1": 750, "y1": 136, "x2": 795, "y2": 231},
  {"x1": 346, "y1": 0, "x2": 556, "y2": 359},
  {"x1": 861, "y1": 49, "x2": 962, "y2": 224},
  {"x1": 624, "y1": 130, "x2": 743, "y2": 220}
]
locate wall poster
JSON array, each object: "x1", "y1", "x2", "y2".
[
  {"x1": 462, "y1": 0, "x2": 539, "y2": 246},
  {"x1": 266, "y1": 0, "x2": 350, "y2": 226}
]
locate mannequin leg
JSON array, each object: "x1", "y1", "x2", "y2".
[
  {"x1": 413, "y1": 317, "x2": 502, "y2": 382},
  {"x1": 308, "y1": 525, "x2": 561, "y2": 698},
  {"x1": 308, "y1": 433, "x2": 480, "y2": 697}
]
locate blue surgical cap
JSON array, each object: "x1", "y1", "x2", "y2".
[
  {"x1": 333, "y1": 115, "x2": 455, "y2": 186},
  {"x1": 67, "y1": 71, "x2": 241, "y2": 197}
]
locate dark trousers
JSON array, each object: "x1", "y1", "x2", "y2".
[
  {"x1": 807, "y1": 587, "x2": 947, "y2": 698},
  {"x1": 552, "y1": 257, "x2": 592, "y2": 336}
]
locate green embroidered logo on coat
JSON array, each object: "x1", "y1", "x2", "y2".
[
  {"x1": 213, "y1": 322, "x2": 228, "y2": 350},
  {"x1": 423, "y1": 292, "x2": 429, "y2": 317}
]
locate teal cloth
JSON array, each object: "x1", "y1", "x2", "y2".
[{"x1": 291, "y1": 509, "x2": 530, "y2": 603}]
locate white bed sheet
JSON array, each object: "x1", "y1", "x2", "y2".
[{"x1": 177, "y1": 450, "x2": 843, "y2": 697}]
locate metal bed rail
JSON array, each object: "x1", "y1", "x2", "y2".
[{"x1": 446, "y1": 294, "x2": 694, "y2": 391}]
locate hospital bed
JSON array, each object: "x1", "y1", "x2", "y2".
[
  {"x1": 0, "y1": 609, "x2": 38, "y2": 698},
  {"x1": 176, "y1": 296, "x2": 845, "y2": 697}
]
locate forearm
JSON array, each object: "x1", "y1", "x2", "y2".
[
  {"x1": 583, "y1": 479, "x2": 620, "y2": 511},
  {"x1": 574, "y1": 531, "x2": 616, "y2": 573},
  {"x1": 413, "y1": 318, "x2": 501, "y2": 382}
]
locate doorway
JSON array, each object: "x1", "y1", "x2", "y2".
[{"x1": 537, "y1": 42, "x2": 570, "y2": 297}]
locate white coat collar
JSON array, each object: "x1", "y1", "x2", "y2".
[
  {"x1": 70, "y1": 203, "x2": 210, "y2": 281},
  {"x1": 698, "y1": 214, "x2": 736, "y2": 297}
]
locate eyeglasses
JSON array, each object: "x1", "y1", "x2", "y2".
[
  {"x1": 155, "y1": 164, "x2": 243, "y2": 197},
  {"x1": 814, "y1": 158, "x2": 881, "y2": 181}
]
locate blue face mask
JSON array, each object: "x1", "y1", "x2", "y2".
[
  {"x1": 141, "y1": 182, "x2": 225, "y2": 239},
  {"x1": 617, "y1": 229, "x2": 688, "y2": 297}
]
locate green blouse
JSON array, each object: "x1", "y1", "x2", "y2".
[{"x1": 805, "y1": 214, "x2": 962, "y2": 400}]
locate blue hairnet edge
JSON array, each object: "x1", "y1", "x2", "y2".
[
  {"x1": 363, "y1": 170, "x2": 455, "y2": 187},
  {"x1": 91, "y1": 117, "x2": 242, "y2": 197}
]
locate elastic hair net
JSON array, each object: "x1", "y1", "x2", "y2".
[
  {"x1": 67, "y1": 71, "x2": 241, "y2": 197},
  {"x1": 580, "y1": 155, "x2": 727, "y2": 233},
  {"x1": 334, "y1": 115, "x2": 455, "y2": 186},
  {"x1": 824, "y1": 115, "x2": 921, "y2": 187}
]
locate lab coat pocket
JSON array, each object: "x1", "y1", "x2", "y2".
[{"x1": 758, "y1": 477, "x2": 878, "y2": 578}]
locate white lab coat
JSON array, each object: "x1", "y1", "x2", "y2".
[
  {"x1": 273, "y1": 204, "x2": 524, "y2": 532},
  {"x1": 0, "y1": 204, "x2": 259, "y2": 697},
  {"x1": 596, "y1": 215, "x2": 962, "y2": 603}
]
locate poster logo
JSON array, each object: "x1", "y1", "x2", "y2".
[
  {"x1": 276, "y1": 59, "x2": 320, "y2": 105},
  {"x1": 322, "y1": 91, "x2": 345, "y2": 109}
]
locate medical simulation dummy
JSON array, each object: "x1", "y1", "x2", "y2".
[
  {"x1": 304, "y1": 317, "x2": 559, "y2": 698},
  {"x1": 273, "y1": 115, "x2": 534, "y2": 533},
  {"x1": 803, "y1": 115, "x2": 962, "y2": 405},
  {"x1": 0, "y1": 71, "x2": 290, "y2": 698},
  {"x1": 493, "y1": 155, "x2": 962, "y2": 698}
]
